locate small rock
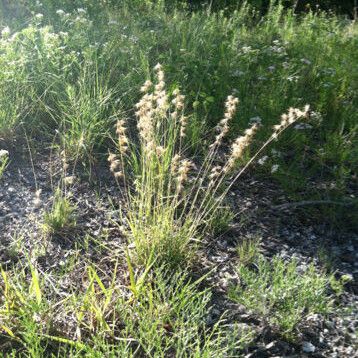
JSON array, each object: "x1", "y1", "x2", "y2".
[
  {"x1": 211, "y1": 308, "x2": 220, "y2": 316},
  {"x1": 302, "y1": 341, "x2": 316, "y2": 353},
  {"x1": 347, "y1": 245, "x2": 354, "y2": 252},
  {"x1": 266, "y1": 341, "x2": 277, "y2": 350}
]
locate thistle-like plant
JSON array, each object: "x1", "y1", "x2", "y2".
[{"x1": 110, "y1": 64, "x2": 310, "y2": 267}]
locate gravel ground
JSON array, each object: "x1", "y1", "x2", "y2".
[{"x1": 0, "y1": 144, "x2": 357, "y2": 357}]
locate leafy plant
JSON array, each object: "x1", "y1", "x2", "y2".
[
  {"x1": 229, "y1": 254, "x2": 336, "y2": 340},
  {"x1": 0, "y1": 262, "x2": 253, "y2": 356}
]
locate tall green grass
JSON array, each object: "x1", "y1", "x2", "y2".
[{"x1": 0, "y1": 261, "x2": 252, "y2": 356}]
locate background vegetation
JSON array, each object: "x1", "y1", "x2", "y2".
[{"x1": 1, "y1": 0, "x2": 356, "y2": 229}]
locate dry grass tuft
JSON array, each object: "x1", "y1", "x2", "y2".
[{"x1": 109, "y1": 64, "x2": 310, "y2": 267}]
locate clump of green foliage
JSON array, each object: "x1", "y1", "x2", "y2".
[
  {"x1": 236, "y1": 236, "x2": 261, "y2": 266},
  {"x1": 0, "y1": 262, "x2": 253, "y2": 356},
  {"x1": 229, "y1": 254, "x2": 340, "y2": 340},
  {"x1": 0, "y1": 264, "x2": 49, "y2": 357},
  {"x1": 43, "y1": 188, "x2": 76, "y2": 235}
]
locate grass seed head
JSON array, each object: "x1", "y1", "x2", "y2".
[
  {"x1": 110, "y1": 160, "x2": 121, "y2": 172},
  {"x1": 107, "y1": 152, "x2": 117, "y2": 162},
  {"x1": 140, "y1": 80, "x2": 152, "y2": 93},
  {"x1": 226, "y1": 123, "x2": 259, "y2": 171},
  {"x1": 211, "y1": 95, "x2": 239, "y2": 149}
]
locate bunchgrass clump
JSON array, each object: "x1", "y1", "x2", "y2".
[
  {"x1": 228, "y1": 254, "x2": 336, "y2": 340},
  {"x1": 236, "y1": 236, "x2": 261, "y2": 266},
  {"x1": 207, "y1": 205, "x2": 235, "y2": 236},
  {"x1": 43, "y1": 188, "x2": 76, "y2": 236},
  {"x1": 110, "y1": 64, "x2": 310, "y2": 268},
  {"x1": 57, "y1": 66, "x2": 119, "y2": 163}
]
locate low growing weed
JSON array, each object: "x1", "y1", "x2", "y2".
[
  {"x1": 228, "y1": 254, "x2": 337, "y2": 340},
  {"x1": 0, "y1": 263, "x2": 50, "y2": 357}
]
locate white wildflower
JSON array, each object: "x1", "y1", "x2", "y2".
[
  {"x1": 35, "y1": 13, "x2": 44, "y2": 20},
  {"x1": 287, "y1": 75, "x2": 299, "y2": 82},
  {"x1": 241, "y1": 46, "x2": 252, "y2": 54},
  {"x1": 0, "y1": 149, "x2": 9, "y2": 158},
  {"x1": 1, "y1": 26, "x2": 10, "y2": 39},
  {"x1": 300, "y1": 58, "x2": 311, "y2": 65},
  {"x1": 310, "y1": 111, "x2": 323, "y2": 123},
  {"x1": 271, "y1": 164, "x2": 279, "y2": 173},
  {"x1": 294, "y1": 123, "x2": 313, "y2": 130},
  {"x1": 249, "y1": 116, "x2": 262, "y2": 125},
  {"x1": 232, "y1": 70, "x2": 245, "y2": 77},
  {"x1": 271, "y1": 149, "x2": 282, "y2": 157},
  {"x1": 258, "y1": 156, "x2": 268, "y2": 165},
  {"x1": 56, "y1": 9, "x2": 65, "y2": 16}
]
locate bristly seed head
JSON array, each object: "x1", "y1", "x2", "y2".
[
  {"x1": 140, "y1": 80, "x2": 152, "y2": 93},
  {"x1": 110, "y1": 160, "x2": 121, "y2": 172},
  {"x1": 108, "y1": 152, "x2": 117, "y2": 162},
  {"x1": 114, "y1": 171, "x2": 124, "y2": 179},
  {"x1": 171, "y1": 154, "x2": 181, "y2": 174},
  {"x1": 225, "y1": 123, "x2": 259, "y2": 172},
  {"x1": 210, "y1": 95, "x2": 239, "y2": 149},
  {"x1": 272, "y1": 105, "x2": 310, "y2": 136},
  {"x1": 176, "y1": 159, "x2": 195, "y2": 192}
]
